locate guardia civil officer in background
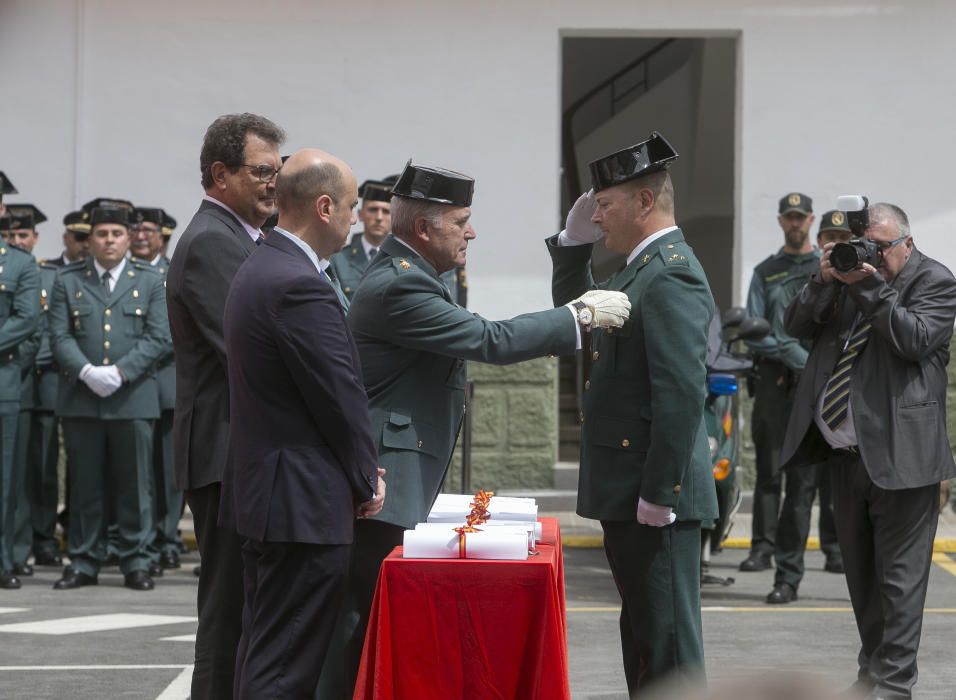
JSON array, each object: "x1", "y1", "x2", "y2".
[
  {"x1": 131, "y1": 207, "x2": 183, "y2": 570},
  {"x1": 50, "y1": 205, "x2": 169, "y2": 592},
  {"x1": 548, "y1": 132, "x2": 717, "y2": 693},
  {"x1": 52, "y1": 211, "x2": 92, "y2": 267},
  {"x1": 762, "y1": 210, "x2": 852, "y2": 605},
  {"x1": 0, "y1": 209, "x2": 40, "y2": 590},
  {"x1": 740, "y1": 193, "x2": 842, "y2": 582},
  {"x1": 321, "y1": 161, "x2": 630, "y2": 697},
  {"x1": 3, "y1": 204, "x2": 65, "y2": 575}
]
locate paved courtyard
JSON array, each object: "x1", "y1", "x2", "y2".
[{"x1": 0, "y1": 546, "x2": 954, "y2": 699}]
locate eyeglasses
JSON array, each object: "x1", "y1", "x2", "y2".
[
  {"x1": 243, "y1": 164, "x2": 281, "y2": 182},
  {"x1": 873, "y1": 235, "x2": 910, "y2": 252}
]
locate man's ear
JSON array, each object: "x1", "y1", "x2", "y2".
[
  {"x1": 413, "y1": 214, "x2": 431, "y2": 242},
  {"x1": 316, "y1": 194, "x2": 333, "y2": 223},
  {"x1": 639, "y1": 187, "x2": 655, "y2": 214},
  {"x1": 210, "y1": 162, "x2": 229, "y2": 190}
]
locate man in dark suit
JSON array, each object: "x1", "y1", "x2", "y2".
[
  {"x1": 222, "y1": 148, "x2": 384, "y2": 699},
  {"x1": 781, "y1": 202, "x2": 956, "y2": 699},
  {"x1": 547, "y1": 133, "x2": 717, "y2": 694},
  {"x1": 165, "y1": 113, "x2": 285, "y2": 699}
]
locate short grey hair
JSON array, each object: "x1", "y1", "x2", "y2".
[
  {"x1": 389, "y1": 196, "x2": 446, "y2": 239},
  {"x1": 868, "y1": 202, "x2": 910, "y2": 237},
  {"x1": 622, "y1": 170, "x2": 675, "y2": 215}
]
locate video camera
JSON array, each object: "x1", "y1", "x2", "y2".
[{"x1": 829, "y1": 195, "x2": 880, "y2": 273}]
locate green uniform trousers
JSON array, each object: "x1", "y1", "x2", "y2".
[
  {"x1": 12, "y1": 409, "x2": 33, "y2": 565},
  {"x1": 151, "y1": 410, "x2": 183, "y2": 555},
  {"x1": 0, "y1": 413, "x2": 19, "y2": 572},
  {"x1": 62, "y1": 417, "x2": 153, "y2": 576},
  {"x1": 28, "y1": 409, "x2": 61, "y2": 556},
  {"x1": 601, "y1": 519, "x2": 706, "y2": 694}
]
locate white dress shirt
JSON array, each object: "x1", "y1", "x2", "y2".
[{"x1": 93, "y1": 257, "x2": 127, "y2": 293}]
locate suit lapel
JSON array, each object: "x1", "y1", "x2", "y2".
[
  {"x1": 108, "y1": 263, "x2": 137, "y2": 308},
  {"x1": 348, "y1": 234, "x2": 369, "y2": 274},
  {"x1": 80, "y1": 260, "x2": 108, "y2": 306}
]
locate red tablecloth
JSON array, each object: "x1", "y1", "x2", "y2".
[{"x1": 353, "y1": 517, "x2": 569, "y2": 700}]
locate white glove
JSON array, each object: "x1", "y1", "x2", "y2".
[
  {"x1": 561, "y1": 189, "x2": 604, "y2": 245},
  {"x1": 79, "y1": 364, "x2": 122, "y2": 398},
  {"x1": 569, "y1": 290, "x2": 631, "y2": 329},
  {"x1": 637, "y1": 498, "x2": 676, "y2": 527}
]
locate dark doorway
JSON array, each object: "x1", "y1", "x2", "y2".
[{"x1": 558, "y1": 34, "x2": 738, "y2": 461}]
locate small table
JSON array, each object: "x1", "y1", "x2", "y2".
[{"x1": 353, "y1": 517, "x2": 570, "y2": 700}]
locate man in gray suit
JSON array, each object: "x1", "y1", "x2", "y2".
[
  {"x1": 166, "y1": 112, "x2": 285, "y2": 700},
  {"x1": 781, "y1": 202, "x2": 956, "y2": 699}
]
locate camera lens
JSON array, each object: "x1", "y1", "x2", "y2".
[{"x1": 831, "y1": 243, "x2": 861, "y2": 273}]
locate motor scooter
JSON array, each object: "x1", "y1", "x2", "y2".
[{"x1": 701, "y1": 308, "x2": 769, "y2": 585}]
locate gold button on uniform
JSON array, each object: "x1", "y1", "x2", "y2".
[
  {"x1": 584, "y1": 380, "x2": 590, "y2": 390},
  {"x1": 417, "y1": 440, "x2": 423, "y2": 448},
  {"x1": 621, "y1": 439, "x2": 630, "y2": 448},
  {"x1": 673, "y1": 485, "x2": 682, "y2": 494},
  {"x1": 132, "y1": 289, "x2": 139, "y2": 298},
  {"x1": 73, "y1": 309, "x2": 80, "y2": 317},
  {"x1": 103, "y1": 341, "x2": 111, "y2": 349},
  {"x1": 592, "y1": 351, "x2": 599, "y2": 360},
  {"x1": 607, "y1": 328, "x2": 613, "y2": 335},
  {"x1": 104, "y1": 324, "x2": 111, "y2": 332},
  {"x1": 105, "y1": 309, "x2": 112, "y2": 317},
  {"x1": 135, "y1": 309, "x2": 142, "y2": 316},
  {"x1": 102, "y1": 358, "x2": 110, "y2": 365},
  {"x1": 579, "y1": 411, "x2": 585, "y2": 423}
]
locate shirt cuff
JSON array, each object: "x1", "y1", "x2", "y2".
[{"x1": 565, "y1": 304, "x2": 582, "y2": 350}]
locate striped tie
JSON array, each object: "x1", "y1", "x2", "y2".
[{"x1": 820, "y1": 318, "x2": 872, "y2": 430}]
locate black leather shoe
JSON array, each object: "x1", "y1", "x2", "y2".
[
  {"x1": 0, "y1": 571, "x2": 21, "y2": 589},
  {"x1": 766, "y1": 583, "x2": 798, "y2": 604},
  {"x1": 739, "y1": 554, "x2": 772, "y2": 572},
  {"x1": 124, "y1": 570, "x2": 155, "y2": 591},
  {"x1": 193, "y1": 565, "x2": 201, "y2": 577},
  {"x1": 53, "y1": 568, "x2": 98, "y2": 590},
  {"x1": 33, "y1": 550, "x2": 63, "y2": 567},
  {"x1": 13, "y1": 562, "x2": 33, "y2": 577},
  {"x1": 160, "y1": 550, "x2": 181, "y2": 570},
  {"x1": 825, "y1": 557, "x2": 846, "y2": 574}
]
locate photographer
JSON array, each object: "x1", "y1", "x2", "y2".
[{"x1": 781, "y1": 202, "x2": 956, "y2": 698}]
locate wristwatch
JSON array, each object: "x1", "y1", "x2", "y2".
[{"x1": 572, "y1": 301, "x2": 593, "y2": 326}]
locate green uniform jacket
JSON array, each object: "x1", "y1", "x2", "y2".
[
  {"x1": 348, "y1": 235, "x2": 578, "y2": 529},
  {"x1": 147, "y1": 255, "x2": 175, "y2": 411},
  {"x1": 331, "y1": 231, "x2": 462, "y2": 303},
  {"x1": 50, "y1": 259, "x2": 168, "y2": 420},
  {"x1": 0, "y1": 246, "x2": 40, "y2": 415},
  {"x1": 18, "y1": 261, "x2": 60, "y2": 412},
  {"x1": 548, "y1": 229, "x2": 718, "y2": 522}
]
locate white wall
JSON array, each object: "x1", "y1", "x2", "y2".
[{"x1": 2, "y1": 1, "x2": 954, "y2": 318}]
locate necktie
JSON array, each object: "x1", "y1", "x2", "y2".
[
  {"x1": 101, "y1": 270, "x2": 111, "y2": 297},
  {"x1": 322, "y1": 267, "x2": 350, "y2": 312},
  {"x1": 820, "y1": 317, "x2": 872, "y2": 430},
  {"x1": 369, "y1": 247, "x2": 378, "y2": 261}
]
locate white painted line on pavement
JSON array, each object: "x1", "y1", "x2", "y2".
[
  {"x1": 0, "y1": 608, "x2": 28, "y2": 615},
  {"x1": 160, "y1": 634, "x2": 196, "y2": 642},
  {"x1": 155, "y1": 664, "x2": 193, "y2": 700},
  {"x1": 0, "y1": 613, "x2": 196, "y2": 635},
  {"x1": 0, "y1": 664, "x2": 189, "y2": 671}
]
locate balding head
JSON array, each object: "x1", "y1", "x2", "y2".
[{"x1": 276, "y1": 149, "x2": 358, "y2": 258}]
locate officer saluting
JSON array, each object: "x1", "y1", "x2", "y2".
[
  {"x1": 49, "y1": 205, "x2": 169, "y2": 591},
  {"x1": 0, "y1": 207, "x2": 40, "y2": 590}
]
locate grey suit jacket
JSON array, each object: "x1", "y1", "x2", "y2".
[
  {"x1": 166, "y1": 199, "x2": 258, "y2": 490},
  {"x1": 780, "y1": 248, "x2": 956, "y2": 489}
]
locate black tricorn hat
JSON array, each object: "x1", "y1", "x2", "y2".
[
  {"x1": 81, "y1": 197, "x2": 134, "y2": 217},
  {"x1": 90, "y1": 206, "x2": 131, "y2": 227},
  {"x1": 360, "y1": 180, "x2": 393, "y2": 203},
  {"x1": 63, "y1": 210, "x2": 92, "y2": 235},
  {"x1": 391, "y1": 160, "x2": 474, "y2": 207},
  {"x1": 0, "y1": 214, "x2": 29, "y2": 232},
  {"x1": 0, "y1": 172, "x2": 17, "y2": 200},
  {"x1": 4, "y1": 204, "x2": 47, "y2": 229},
  {"x1": 588, "y1": 131, "x2": 679, "y2": 193},
  {"x1": 134, "y1": 207, "x2": 176, "y2": 234}
]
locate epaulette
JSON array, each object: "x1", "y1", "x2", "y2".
[
  {"x1": 130, "y1": 259, "x2": 162, "y2": 275},
  {"x1": 659, "y1": 243, "x2": 689, "y2": 266},
  {"x1": 59, "y1": 259, "x2": 88, "y2": 273},
  {"x1": 0, "y1": 244, "x2": 32, "y2": 258},
  {"x1": 38, "y1": 259, "x2": 59, "y2": 270}
]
